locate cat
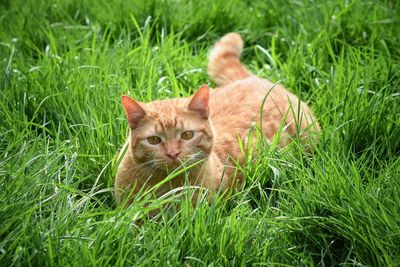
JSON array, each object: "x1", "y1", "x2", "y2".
[{"x1": 114, "y1": 33, "x2": 320, "y2": 205}]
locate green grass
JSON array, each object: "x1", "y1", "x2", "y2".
[{"x1": 1, "y1": 0, "x2": 400, "y2": 265}]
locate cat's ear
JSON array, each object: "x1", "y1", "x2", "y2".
[
  {"x1": 121, "y1": 95, "x2": 146, "y2": 129},
  {"x1": 188, "y1": 84, "x2": 210, "y2": 119}
]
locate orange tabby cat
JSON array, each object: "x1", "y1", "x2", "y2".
[{"x1": 114, "y1": 33, "x2": 319, "y2": 205}]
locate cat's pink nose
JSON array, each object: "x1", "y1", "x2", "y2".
[{"x1": 166, "y1": 150, "x2": 180, "y2": 160}]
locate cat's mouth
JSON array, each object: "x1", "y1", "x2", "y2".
[
  {"x1": 151, "y1": 157, "x2": 179, "y2": 168},
  {"x1": 151, "y1": 153, "x2": 206, "y2": 171},
  {"x1": 166, "y1": 159, "x2": 182, "y2": 167},
  {"x1": 158, "y1": 160, "x2": 182, "y2": 173},
  {"x1": 163, "y1": 157, "x2": 195, "y2": 169}
]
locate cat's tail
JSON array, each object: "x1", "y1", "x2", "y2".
[{"x1": 208, "y1": 33, "x2": 253, "y2": 87}]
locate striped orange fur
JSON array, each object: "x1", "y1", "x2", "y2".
[{"x1": 115, "y1": 33, "x2": 320, "y2": 205}]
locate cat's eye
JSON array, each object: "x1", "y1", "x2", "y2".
[
  {"x1": 147, "y1": 136, "x2": 161, "y2": 145},
  {"x1": 181, "y1": 130, "x2": 194, "y2": 140}
]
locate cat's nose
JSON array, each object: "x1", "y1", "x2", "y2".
[{"x1": 166, "y1": 150, "x2": 180, "y2": 160}]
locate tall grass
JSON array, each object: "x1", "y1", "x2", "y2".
[{"x1": 1, "y1": 0, "x2": 399, "y2": 265}]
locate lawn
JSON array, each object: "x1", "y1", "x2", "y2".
[{"x1": 1, "y1": 0, "x2": 399, "y2": 265}]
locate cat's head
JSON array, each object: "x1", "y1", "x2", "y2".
[{"x1": 121, "y1": 85, "x2": 214, "y2": 170}]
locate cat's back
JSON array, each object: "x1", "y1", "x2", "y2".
[
  {"x1": 208, "y1": 33, "x2": 318, "y2": 149},
  {"x1": 209, "y1": 76, "x2": 318, "y2": 160},
  {"x1": 209, "y1": 76, "x2": 299, "y2": 132}
]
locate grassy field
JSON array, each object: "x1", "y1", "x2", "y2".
[{"x1": 1, "y1": 0, "x2": 400, "y2": 265}]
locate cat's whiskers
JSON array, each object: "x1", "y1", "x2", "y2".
[
  {"x1": 121, "y1": 158, "x2": 164, "y2": 177},
  {"x1": 131, "y1": 162, "x2": 163, "y2": 180},
  {"x1": 179, "y1": 151, "x2": 207, "y2": 167}
]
